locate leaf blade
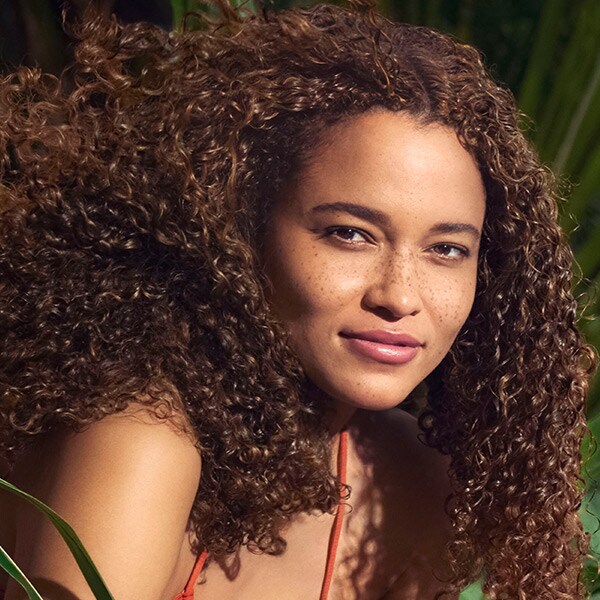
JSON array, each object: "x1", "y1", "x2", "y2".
[
  {"x1": 0, "y1": 546, "x2": 44, "y2": 600},
  {"x1": 0, "y1": 477, "x2": 115, "y2": 600}
]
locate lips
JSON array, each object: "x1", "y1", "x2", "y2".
[{"x1": 340, "y1": 330, "x2": 423, "y2": 365}]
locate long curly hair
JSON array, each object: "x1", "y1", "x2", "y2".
[{"x1": 0, "y1": 1, "x2": 594, "y2": 597}]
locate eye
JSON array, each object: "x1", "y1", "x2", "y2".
[
  {"x1": 324, "y1": 226, "x2": 372, "y2": 244},
  {"x1": 430, "y1": 243, "x2": 470, "y2": 260}
]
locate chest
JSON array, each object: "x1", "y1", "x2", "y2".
[{"x1": 184, "y1": 453, "x2": 416, "y2": 600}]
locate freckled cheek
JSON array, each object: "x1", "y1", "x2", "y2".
[
  {"x1": 426, "y1": 274, "x2": 477, "y2": 340},
  {"x1": 275, "y1": 251, "x2": 367, "y2": 317},
  {"x1": 295, "y1": 271, "x2": 365, "y2": 319}
]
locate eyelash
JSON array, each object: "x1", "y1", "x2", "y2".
[
  {"x1": 430, "y1": 243, "x2": 470, "y2": 260},
  {"x1": 324, "y1": 226, "x2": 372, "y2": 244},
  {"x1": 323, "y1": 226, "x2": 470, "y2": 260}
]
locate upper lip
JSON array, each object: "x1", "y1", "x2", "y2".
[{"x1": 340, "y1": 330, "x2": 423, "y2": 347}]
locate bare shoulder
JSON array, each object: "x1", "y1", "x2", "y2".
[
  {"x1": 54, "y1": 401, "x2": 202, "y2": 466},
  {"x1": 7, "y1": 403, "x2": 202, "y2": 600},
  {"x1": 13, "y1": 402, "x2": 203, "y2": 504}
]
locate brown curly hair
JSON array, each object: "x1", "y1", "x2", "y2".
[{"x1": 0, "y1": 1, "x2": 595, "y2": 597}]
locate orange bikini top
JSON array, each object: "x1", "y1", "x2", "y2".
[{"x1": 173, "y1": 429, "x2": 349, "y2": 600}]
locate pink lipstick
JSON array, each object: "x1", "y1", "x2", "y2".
[{"x1": 340, "y1": 330, "x2": 422, "y2": 365}]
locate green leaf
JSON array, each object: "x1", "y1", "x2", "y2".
[
  {"x1": 581, "y1": 487, "x2": 600, "y2": 560},
  {"x1": 171, "y1": 0, "x2": 193, "y2": 31},
  {"x1": 171, "y1": 0, "x2": 184, "y2": 29},
  {"x1": 574, "y1": 223, "x2": 600, "y2": 293},
  {"x1": 0, "y1": 546, "x2": 43, "y2": 600},
  {"x1": 536, "y1": 0, "x2": 600, "y2": 161},
  {"x1": 553, "y1": 52, "x2": 600, "y2": 175},
  {"x1": 517, "y1": 0, "x2": 569, "y2": 119},
  {"x1": 566, "y1": 143, "x2": 600, "y2": 227},
  {"x1": 581, "y1": 555, "x2": 600, "y2": 594},
  {"x1": 459, "y1": 578, "x2": 486, "y2": 600},
  {"x1": 0, "y1": 477, "x2": 115, "y2": 600},
  {"x1": 560, "y1": 56, "x2": 600, "y2": 178}
]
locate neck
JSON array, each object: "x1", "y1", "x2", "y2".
[
  {"x1": 304, "y1": 380, "x2": 357, "y2": 436},
  {"x1": 327, "y1": 400, "x2": 357, "y2": 436}
]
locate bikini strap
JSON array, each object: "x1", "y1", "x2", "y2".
[
  {"x1": 319, "y1": 429, "x2": 348, "y2": 600},
  {"x1": 182, "y1": 548, "x2": 209, "y2": 596}
]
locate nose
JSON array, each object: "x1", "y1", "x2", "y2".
[{"x1": 361, "y1": 250, "x2": 423, "y2": 319}]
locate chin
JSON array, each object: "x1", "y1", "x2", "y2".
[
  {"x1": 346, "y1": 394, "x2": 412, "y2": 412},
  {"x1": 317, "y1": 378, "x2": 415, "y2": 412}
]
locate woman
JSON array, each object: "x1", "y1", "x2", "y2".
[{"x1": 0, "y1": 1, "x2": 594, "y2": 598}]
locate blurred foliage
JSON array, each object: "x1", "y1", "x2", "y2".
[{"x1": 1, "y1": 0, "x2": 599, "y2": 597}]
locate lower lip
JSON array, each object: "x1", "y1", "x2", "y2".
[{"x1": 343, "y1": 337, "x2": 420, "y2": 365}]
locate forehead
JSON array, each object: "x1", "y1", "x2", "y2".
[{"x1": 285, "y1": 110, "x2": 486, "y2": 227}]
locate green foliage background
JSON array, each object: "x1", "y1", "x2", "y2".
[{"x1": 0, "y1": 0, "x2": 599, "y2": 598}]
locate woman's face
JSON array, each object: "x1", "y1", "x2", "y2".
[{"x1": 263, "y1": 110, "x2": 486, "y2": 411}]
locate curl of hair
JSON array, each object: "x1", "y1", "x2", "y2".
[{"x1": 0, "y1": 1, "x2": 595, "y2": 596}]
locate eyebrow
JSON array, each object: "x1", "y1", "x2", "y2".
[
  {"x1": 310, "y1": 202, "x2": 390, "y2": 227},
  {"x1": 310, "y1": 201, "x2": 481, "y2": 239},
  {"x1": 429, "y1": 222, "x2": 481, "y2": 240}
]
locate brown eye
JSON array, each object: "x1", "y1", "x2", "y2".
[
  {"x1": 325, "y1": 226, "x2": 371, "y2": 243},
  {"x1": 431, "y1": 244, "x2": 469, "y2": 259}
]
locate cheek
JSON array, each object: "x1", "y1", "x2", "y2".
[
  {"x1": 264, "y1": 235, "x2": 312, "y2": 318},
  {"x1": 426, "y1": 269, "x2": 478, "y2": 342},
  {"x1": 266, "y1": 240, "x2": 364, "y2": 322}
]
